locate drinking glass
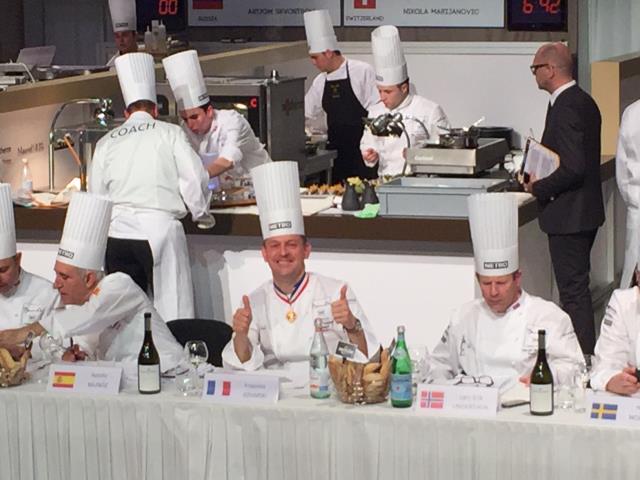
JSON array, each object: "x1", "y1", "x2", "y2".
[
  {"x1": 409, "y1": 345, "x2": 428, "y2": 395},
  {"x1": 184, "y1": 340, "x2": 209, "y2": 394},
  {"x1": 556, "y1": 383, "x2": 574, "y2": 410},
  {"x1": 174, "y1": 362, "x2": 194, "y2": 396},
  {"x1": 36, "y1": 333, "x2": 65, "y2": 383},
  {"x1": 572, "y1": 360, "x2": 591, "y2": 413}
]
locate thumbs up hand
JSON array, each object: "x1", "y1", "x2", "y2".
[
  {"x1": 331, "y1": 285, "x2": 357, "y2": 330},
  {"x1": 233, "y1": 295, "x2": 253, "y2": 337}
]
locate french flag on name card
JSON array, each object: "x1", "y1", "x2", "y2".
[
  {"x1": 205, "y1": 380, "x2": 232, "y2": 397},
  {"x1": 420, "y1": 390, "x2": 445, "y2": 409},
  {"x1": 354, "y1": 0, "x2": 376, "y2": 8},
  {"x1": 193, "y1": 0, "x2": 223, "y2": 9}
]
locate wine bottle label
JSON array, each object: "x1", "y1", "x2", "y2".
[
  {"x1": 390, "y1": 373, "x2": 412, "y2": 402},
  {"x1": 530, "y1": 383, "x2": 553, "y2": 412},
  {"x1": 138, "y1": 364, "x2": 160, "y2": 392}
]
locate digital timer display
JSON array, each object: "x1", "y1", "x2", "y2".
[
  {"x1": 136, "y1": 0, "x2": 186, "y2": 33},
  {"x1": 507, "y1": 0, "x2": 567, "y2": 31}
]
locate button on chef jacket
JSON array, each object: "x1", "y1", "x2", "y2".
[
  {"x1": 185, "y1": 109, "x2": 271, "y2": 179},
  {"x1": 360, "y1": 93, "x2": 451, "y2": 177},
  {"x1": 222, "y1": 273, "x2": 378, "y2": 371},
  {"x1": 305, "y1": 58, "x2": 379, "y2": 134},
  {"x1": 428, "y1": 290, "x2": 583, "y2": 389},
  {"x1": 40, "y1": 272, "x2": 183, "y2": 377},
  {"x1": 89, "y1": 111, "x2": 212, "y2": 321}
]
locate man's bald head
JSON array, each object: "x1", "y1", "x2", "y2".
[
  {"x1": 532, "y1": 42, "x2": 574, "y2": 93},
  {"x1": 537, "y1": 42, "x2": 572, "y2": 74}
]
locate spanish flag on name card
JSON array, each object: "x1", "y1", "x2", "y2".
[
  {"x1": 52, "y1": 371, "x2": 76, "y2": 389},
  {"x1": 591, "y1": 402, "x2": 618, "y2": 420}
]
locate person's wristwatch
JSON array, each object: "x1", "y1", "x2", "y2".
[{"x1": 344, "y1": 318, "x2": 363, "y2": 334}]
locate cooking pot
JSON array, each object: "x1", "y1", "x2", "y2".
[{"x1": 439, "y1": 126, "x2": 479, "y2": 149}]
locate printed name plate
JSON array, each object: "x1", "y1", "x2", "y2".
[
  {"x1": 47, "y1": 363, "x2": 122, "y2": 395},
  {"x1": 201, "y1": 372, "x2": 279, "y2": 404},
  {"x1": 587, "y1": 391, "x2": 640, "y2": 427},
  {"x1": 415, "y1": 383, "x2": 499, "y2": 417}
]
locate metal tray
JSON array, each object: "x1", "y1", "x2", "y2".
[{"x1": 377, "y1": 177, "x2": 508, "y2": 217}]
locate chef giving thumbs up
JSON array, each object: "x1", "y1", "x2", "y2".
[{"x1": 233, "y1": 295, "x2": 253, "y2": 336}]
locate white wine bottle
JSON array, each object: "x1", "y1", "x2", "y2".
[
  {"x1": 138, "y1": 312, "x2": 161, "y2": 394},
  {"x1": 530, "y1": 329, "x2": 553, "y2": 415}
]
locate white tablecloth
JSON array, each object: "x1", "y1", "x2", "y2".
[{"x1": 0, "y1": 380, "x2": 638, "y2": 480}]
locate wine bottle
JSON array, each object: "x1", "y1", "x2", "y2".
[
  {"x1": 138, "y1": 312, "x2": 161, "y2": 394},
  {"x1": 390, "y1": 325, "x2": 412, "y2": 408},
  {"x1": 530, "y1": 329, "x2": 554, "y2": 415},
  {"x1": 309, "y1": 318, "x2": 331, "y2": 399}
]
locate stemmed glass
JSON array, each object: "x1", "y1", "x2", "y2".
[
  {"x1": 36, "y1": 333, "x2": 65, "y2": 383},
  {"x1": 184, "y1": 340, "x2": 209, "y2": 394}
]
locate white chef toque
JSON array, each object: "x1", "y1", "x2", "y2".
[
  {"x1": 108, "y1": 0, "x2": 137, "y2": 32},
  {"x1": 251, "y1": 161, "x2": 304, "y2": 240},
  {"x1": 303, "y1": 10, "x2": 338, "y2": 54},
  {"x1": 371, "y1": 25, "x2": 408, "y2": 86},
  {"x1": 162, "y1": 50, "x2": 209, "y2": 111},
  {"x1": 57, "y1": 192, "x2": 112, "y2": 271},
  {"x1": 467, "y1": 193, "x2": 518, "y2": 276},
  {"x1": 0, "y1": 184, "x2": 16, "y2": 260},
  {"x1": 115, "y1": 52, "x2": 156, "y2": 107}
]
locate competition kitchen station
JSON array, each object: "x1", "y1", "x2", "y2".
[{"x1": 0, "y1": 40, "x2": 623, "y2": 348}]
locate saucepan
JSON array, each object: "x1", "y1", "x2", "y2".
[{"x1": 439, "y1": 126, "x2": 480, "y2": 149}]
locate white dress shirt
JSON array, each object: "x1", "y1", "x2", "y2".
[
  {"x1": 222, "y1": 273, "x2": 378, "y2": 371},
  {"x1": 428, "y1": 290, "x2": 583, "y2": 389},
  {"x1": 360, "y1": 94, "x2": 450, "y2": 176}
]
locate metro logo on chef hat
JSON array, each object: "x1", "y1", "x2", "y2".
[
  {"x1": 251, "y1": 161, "x2": 304, "y2": 240},
  {"x1": 162, "y1": 50, "x2": 209, "y2": 111},
  {"x1": 0, "y1": 183, "x2": 16, "y2": 260},
  {"x1": 115, "y1": 52, "x2": 156, "y2": 108},
  {"x1": 57, "y1": 192, "x2": 112, "y2": 271},
  {"x1": 304, "y1": 10, "x2": 338, "y2": 54},
  {"x1": 108, "y1": 0, "x2": 136, "y2": 32},
  {"x1": 371, "y1": 25, "x2": 408, "y2": 87},
  {"x1": 467, "y1": 193, "x2": 518, "y2": 276}
]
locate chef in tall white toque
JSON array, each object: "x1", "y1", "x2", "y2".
[
  {"x1": 303, "y1": 9, "x2": 379, "y2": 182},
  {"x1": 0, "y1": 192, "x2": 183, "y2": 375},
  {"x1": 222, "y1": 161, "x2": 378, "y2": 370},
  {"x1": 427, "y1": 193, "x2": 583, "y2": 390},
  {"x1": 106, "y1": 0, "x2": 138, "y2": 67},
  {"x1": 360, "y1": 25, "x2": 450, "y2": 177},
  {"x1": 89, "y1": 52, "x2": 214, "y2": 322},
  {"x1": 0, "y1": 183, "x2": 58, "y2": 357},
  {"x1": 162, "y1": 50, "x2": 271, "y2": 188}
]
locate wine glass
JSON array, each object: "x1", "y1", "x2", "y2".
[
  {"x1": 184, "y1": 340, "x2": 209, "y2": 394},
  {"x1": 36, "y1": 333, "x2": 64, "y2": 383}
]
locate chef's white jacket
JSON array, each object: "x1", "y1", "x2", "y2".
[
  {"x1": 428, "y1": 290, "x2": 583, "y2": 388},
  {"x1": 591, "y1": 287, "x2": 640, "y2": 391},
  {"x1": 360, "y1": 94, "x2": 450, "y2": 177},
  {"x1": 185, "y1": 109, "x2": 271, "y2": 179},
  {"x1": 222, "y1": 273, "x2": 378, "y2": 371},
  {"x1": 0, "y1": 270, "x2": 58, "y2": 330},
  {"x1": 40, "y1": 272, "x2": 183, "y2": 375},
  {"x1": 616, "y1": 100, "x2": 640, "y2": 288},
  {"x1": 304, "y1": 58, "x2": 380, "y2": 134}
]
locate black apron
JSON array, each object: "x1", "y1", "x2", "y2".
[{"x1": 322, "y1": 61, "x2": 377, "y2": 182}]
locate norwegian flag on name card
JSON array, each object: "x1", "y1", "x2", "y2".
[
  {"x1": 193, "y1": 0, "x2": 223, "y2": 9},
  {"x1": 420, "y1": 390, "x2": 445, "y2": 409},
  {"x1": 354, "y1": 0, "x2": 376, "y2": 9}
]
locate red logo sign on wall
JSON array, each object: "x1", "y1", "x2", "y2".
[
  {"x1": 193, "y1": 0, "x2": 223, "y2": 9},
  {"x1": 354, "y1": 0, "x2": 376, "y2": 8}
]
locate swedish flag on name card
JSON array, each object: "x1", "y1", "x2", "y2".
[
  {"x1": 202, "y1": 373, "x2": 279, "y2": 404},
  {"x1": 590, "y1": 402, "x2": 618, "y2": 420},
  {"x1": 586, "y1": 391, "x2": 640, "y2": 426}
]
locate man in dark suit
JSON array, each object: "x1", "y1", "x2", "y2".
[{"x1": 524, "y1": 42, "x2": 604, "y2": 355}]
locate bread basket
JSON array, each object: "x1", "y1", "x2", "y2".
[
  {"x1": 0, "y1": 347, "x2": 30, "y2": 387},
  {"x1": 328, "y1": 348, "x2": 391, "y2": 404}
]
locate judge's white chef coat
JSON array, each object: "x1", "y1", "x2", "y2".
[
  {"x1": 360, "y1": 94, "x2": 450, "y2": 177},
  {"x1": 428, "y1": 290, "x2": 583, "y2": 388},
  {"x1": 591, "y1": 287, "x2": 640, "y2": 391},
  {"x1": 41, "y1": 272, "x2": 183, "y2": 376},
  {"x1": 185, "y1": 109, "x2": 271, "y2": 180},
  {"x1": 304, "y1": 58, "x2": 379, "y2": 134},
  {"x1": 89, "y1": 111, "x2": 212, "y2": 321},
  {"x1": 616, "y1": 100, "x2": 640, "y2": 288},
  {"x1": 222, "y1": 273, "x2": 378, "y2": 371}
]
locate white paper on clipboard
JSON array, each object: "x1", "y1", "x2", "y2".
[{"x1": 521, "y1": 137, "x2": 560, "y2": 180}]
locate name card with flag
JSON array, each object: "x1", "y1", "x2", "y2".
[
  {"x1": 587, "y1": 391, "x2": 640, "y2": 427},
  {"x1": 415, "y1": 383, "x2": 499, "y2": 417},
  {"x1": 47, "y1": 363, "x2": 122, "y2": 395},
  {"x1": 201, "y1": 372, "x2": 279, "y2": 404}
]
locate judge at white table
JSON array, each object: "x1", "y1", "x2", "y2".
[
  {"x1": 222, "y1": 161, "x2": 377, "y2": 370},
  {"x1": 0, "y1": 193, "x2": 183, "y2": 376},
  {"x1": 428, "y1": 193, "x2": 583, "y2": 389}
]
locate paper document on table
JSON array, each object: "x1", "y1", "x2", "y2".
[{"x1": 521, "y1": 137, "x2": 559, "y2": 180}]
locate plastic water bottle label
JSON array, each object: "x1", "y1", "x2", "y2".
[{"x1": 390, "y1": 373, "x2": 412, "y2": 401}]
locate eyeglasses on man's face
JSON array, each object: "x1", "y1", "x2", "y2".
[
  {"x1": 530, "y1": 63, "x2": 550, "y2": 75},
  {"x1": 454, "y1": 375, "x2": 494, "y2": 387}
]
